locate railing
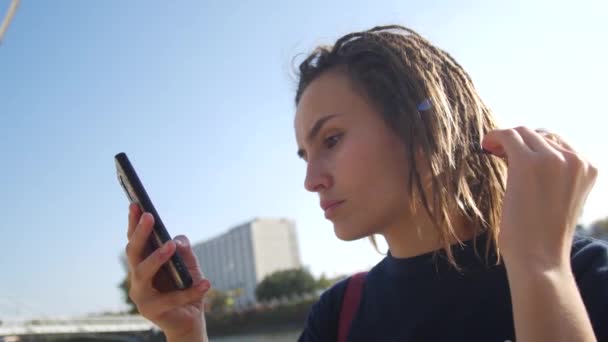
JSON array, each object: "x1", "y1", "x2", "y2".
[{"x1": 0, "y1": 315, "x2": 157, "y2": 337}]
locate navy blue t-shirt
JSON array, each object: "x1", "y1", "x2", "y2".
[{"x1": 298, "y1": 234, "x2": 608, "y2": 341}]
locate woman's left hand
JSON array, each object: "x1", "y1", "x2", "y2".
[{"x1": 481, "y1": 126, "x2": 598, "y2": 270}]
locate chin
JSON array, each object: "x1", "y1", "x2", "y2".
[{"x1": 332, "y1": 221, "x2": 368, "y2": 241}]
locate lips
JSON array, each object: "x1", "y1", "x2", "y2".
[{"x1": 320, "y1": 199, "x2": 345, "y2": 211}]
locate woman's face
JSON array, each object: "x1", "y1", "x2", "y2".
[{"x1": 295, "y1": 69, "x2": 415, "y2": 240}]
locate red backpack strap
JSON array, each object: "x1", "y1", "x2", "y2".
[{"x1": 338, "y1": 271, "x2": 368, "y2": 342}]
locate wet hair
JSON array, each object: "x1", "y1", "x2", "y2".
[{"x1": 294, "y1": 25, "x2": 507, "y2": 268}]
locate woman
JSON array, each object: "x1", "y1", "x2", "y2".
[{"x1": 124, "y1": 25, "x2": 607, "y2": 341}]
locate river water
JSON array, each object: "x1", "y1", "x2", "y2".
[{"x1": 211, "y1": 328, "x2": 301, "y2": 341}]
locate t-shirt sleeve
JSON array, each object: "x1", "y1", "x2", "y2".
[
  {"x1": 571, "y1": 235, "x2": 608, "y2": 341},
  {"x1": 298, "y1": 278, "x2": 349, "y2": 342}
]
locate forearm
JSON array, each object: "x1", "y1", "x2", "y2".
[{"x1": 506, "y1": 262, "x2": 596, "y2": 342}]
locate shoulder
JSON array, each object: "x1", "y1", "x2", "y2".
[
  {"x1": 570, "y1": 235, "x2": 608, "y2": 341},
  {"x1": 570, "y1": 234, "x2": 608, "y2": 276},
  {"x1": 317, "y1": 276, "x2": 351, "y2": 312},
  {"x1": 298, "y1": 277, "x2": 350, "y2": 342}
]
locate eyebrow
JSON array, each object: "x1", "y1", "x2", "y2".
[{"x1": 297, "y1": 114, "x2": 341, "y2": 159}]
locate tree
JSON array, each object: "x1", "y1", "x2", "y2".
[
  {"x1": 118, "y1": 254, "x2": 138, "y2": 314},
  {"x1": 206, "y1": 289, "x2": 231, "y2": 314},
  {"x1": 315, "y1": 273, "x2": 333, "y2": 290},
  {"x1": 119, "y1": 273, "x2": 138, "y2": 314},
  {"x1": 255, "y1": 268, "x2": 317, "y2": 302}
]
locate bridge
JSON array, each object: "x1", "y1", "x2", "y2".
[{"x1": 0, "y1": 315, "x2": 160, "y2": 341}]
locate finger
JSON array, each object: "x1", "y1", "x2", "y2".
[
  {"x1": 126, "y1": 213, "x2": 155, "y2": 269},
  {"x1": 541, "y1": 134, "x2": 570, "y2": 155},
  {"x1": 127, "y1": 203, "x2": 142, "y2": 239},
  {"x1": 174, "y1": 235, "x2": 204, "y2": 283},
  {"x1": 542, "y1": 136, "x2": 585, "y2": 168},
  {"x1": 512, "y1": 126, "x2": 555, "y2": 153},
  {"x1": 535, "y1": 129, "x2": 577, "y2": 153},
  {"x1": 133, "y1": 240, "x2": 176, "y2": 287},
  {"x1": 482, "y1": 128, "x2": 532, "y2": 160}
]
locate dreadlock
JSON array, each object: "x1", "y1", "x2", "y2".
[{"x1": 295, "y1": 25, "x2": 508, "y2": 268}]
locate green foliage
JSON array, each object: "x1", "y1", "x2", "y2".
[
  {"x1": 118, "y1": 273, "x2": 138, "y2": 314},
  {"x1": 207, "y1": 288, "x2": 231, "y2": 314},
  {"x1": 255, "y1": 268, "x2": 317, "y2": 301},
  {"x1": 315, "y1": 273, "x2": 333, "y2": 290},
  {"x1": 206, "y1": 297, "x2": 317, "y2": 337}
]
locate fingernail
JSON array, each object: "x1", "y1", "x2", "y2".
[
  {"x1": 140, "y1": 213, "x2": 154, "y2": 226},
  {"x1": 160, "y1": 241, "x2": 172, "y2": 254},
  {"x1": 196, "y1": 280, "x2": 210, "y2": 291}
]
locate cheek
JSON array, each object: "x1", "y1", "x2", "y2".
[
  {"x1": 334, "y1": 136, "x2": 377, "y2": 186},
  {"x1": 331, "y1": 138, "x2": 411, "y2": 238},
  {"x1": 338, "y1": 133, "x2": 410, "y2": 202},
  {"x1": 356, "y1": 138, "x2": 411, "y2": 210},
  {"x1": 371, "y1": 154, "x2": 410, "y2": 208}
]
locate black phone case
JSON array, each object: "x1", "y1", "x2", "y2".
[{"x1": 115, "y1": 152, "x2": 193, "y2": 289}]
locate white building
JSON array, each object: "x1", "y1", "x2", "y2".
[{"x1": 192, "y1": 218, "x2": 302, "y2": 308}]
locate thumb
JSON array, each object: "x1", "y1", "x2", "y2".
[{"x1": 482, "y1": 128, "x2": 530, "y2": 160}]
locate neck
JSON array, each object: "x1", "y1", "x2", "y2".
[{"x1": 381, "y1": 209, "x2": 475, "y2": 259}]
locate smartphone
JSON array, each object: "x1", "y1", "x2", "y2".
[{"x1": 115, "y1": 152, "x2": 193, "y2": 290}]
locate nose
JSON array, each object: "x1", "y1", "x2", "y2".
[{"x1": 304, "y1": 159, "x2": 333, "y2": 193}]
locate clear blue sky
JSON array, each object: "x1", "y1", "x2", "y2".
[{"x1": 1, "y1": 0, "x2": 606, "y2": 319}]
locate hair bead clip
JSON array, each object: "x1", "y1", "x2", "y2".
[{"x1": 417, "y1": 98, "x2": 432, "y2": 112}]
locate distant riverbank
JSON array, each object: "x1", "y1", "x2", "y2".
[{"x1": 206, "y1": 298, "x2": 315, "y2": 338}]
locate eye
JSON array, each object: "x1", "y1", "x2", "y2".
[{"x1": 324, "y1": 133, "x2": 342, "y2": 149}]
